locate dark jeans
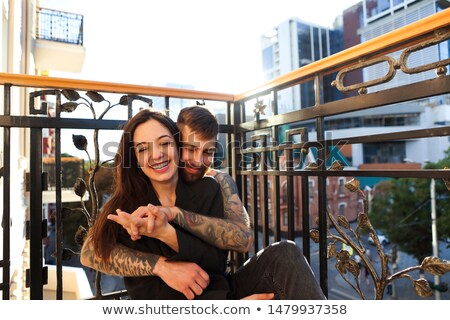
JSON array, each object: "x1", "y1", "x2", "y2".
[{"x1": 228, "y1": 240, "x2": 326, "y2": 300}]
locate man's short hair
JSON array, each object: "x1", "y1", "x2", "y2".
[{"x1": 177, "y1": 106, "x2": 218, "y2": 140}]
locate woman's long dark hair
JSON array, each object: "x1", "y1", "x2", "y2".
[{"x1": 90, "y1": 109, "x2": 179, "y2": 261}]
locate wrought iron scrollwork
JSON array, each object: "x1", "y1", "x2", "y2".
[
  {"x1": 398, "y1": 28, "x2": 450, "y2": 76},
  {"x1": 310, "y1": 162, "x2": 450, "y2": 299},
  {"x1": 56, "y1": 89, "x2": 152, "y2": 298},
  {"x1": 332, "y1": 27, "x2": 450, "y2": 94},
  {"x1": 332, "y1": 56, "x2": 397, "y2": 94}
]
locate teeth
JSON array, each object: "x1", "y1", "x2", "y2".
[{"x1": 151, "y1": 161, "x2": 169, "y2": 169}]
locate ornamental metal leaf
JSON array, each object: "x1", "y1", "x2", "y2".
[
  {"x1": 421, "y1": 257, "x2": 450, "y2": 276},
  {"x1": 61, "y1": 89, "x2": 80, "y2": 101},
  {"x1": 74, "y1": 225, "x2": 88, "y2": 246},
  {"x1": 61, "y1": 248, "x2": 78, "y2": 261},
  {"x1": 337, "y1": 215, "x2": 351, "y2": 229},
  {"x1": 357, "y1": 212, "x2": 369, "y2": 229},
  {"x1": 310, "y1": 229, "x2": 320, "y2": 243},
  {"x1": 344, "y1": 178, "x2": 360, "y2": 192},
  {"x1": 328, "y1": 160, "x2": 345, "y2": 171},
  {"x1": 335, "y1": 250, "x2": 350, "y2": 274},
  {"x1": 74, "y1": 177, "x2": 87, "y2": 197},
  {"x1": 119, "y1": 95, "x2": 128, "y2": 105},
  {"x1": 86, "y1": 91, "x2": 105, "y2": 103},
  {"x1": 61, "y1": 102, "x2": 79, "y2": 113},
  {"x1": 413, "y1": 278, "x2": 433, "y2": 297},
  {"x1": 72, "y1": 134, "x2": 88, "y2": 151},
  {"x1": 327, "y1": 243, "x2": 337, "y2": 259},
  {"x1": 348, "y1": 259, "x2": 360, "y2": 278}
]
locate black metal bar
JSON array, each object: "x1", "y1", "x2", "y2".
[
  {"x1": 55, "y1": 92, "x2": 63, "y2": 300},
  {"x1": 164, "y1": 97, "x2": 170, "y2": 117},
  {"x1": 272, "y1": 91, "x2": 281, "y2": 242},
  {"x1": 251, "y1": 161, "x2": 259, "y2": 253},
  {"x1": 1, "y1": 84, "x2": 11, "y2": 300},
  {"x1": 231, "y1": 101, "x2": 245, "y2": 270},
  {"x1": 285, "y1": 140, "x2": 295, "y2": 240},
  {"x1": 301, "y1": 176, "x2": 311, "y2": 262},
  {"x1": 29, "y1": 128, "x2": 44, "y2": 299},
  {"x1": 0, "y1": 116, "x2": 125, "y2": 130},
  {"x1": 316, "y1": 116, "x2": 328, "y2": 298},
  {"x1": 226, "y1": 101, "x2": 232, "y2": 176},
  {"x1": 253, "y1": 135, "x2": 269, "y2": 247}
]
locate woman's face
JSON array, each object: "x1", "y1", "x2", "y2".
[{"x1": 133, "y1": 118, "x2": 179, "y2": 185}]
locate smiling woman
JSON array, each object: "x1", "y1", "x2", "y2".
[
  {"x1": 81, "y1": 109, "x2": 232, "y2": 299},
  {"x1": 133, "y1": 119, "x2": 179, "y2": 188}
]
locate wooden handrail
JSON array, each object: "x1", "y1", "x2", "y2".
[
  {"x1": 0, "y1": 72, "x2": 234, "y2": 102},
  {"x1": 234, "y1": 8, "x2": 450, "y2": 101}
]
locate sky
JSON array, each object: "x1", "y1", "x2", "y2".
[
  {"x1": 41, "y1": 0, "x2": 361, "y2": 94},
  {"x1": 38, "y1": 0, "x2": 362, "y2": 158}
]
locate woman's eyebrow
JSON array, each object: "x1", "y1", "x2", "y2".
[
  {"x1": 157, "y1": 134, "x2": 173, "y2": 140},
  {"x1": 134, "y1": 134, "x2": 173, "y2": 145}
]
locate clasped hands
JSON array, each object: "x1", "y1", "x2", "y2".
[
  {"x1": 107, "y1": 203, "x2": 173, "y2": 241},
  {"x1": 107, "y1": 204, "x2": 274, "y2": 300}
]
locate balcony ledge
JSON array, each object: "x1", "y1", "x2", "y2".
[{"x1": 33, "y1": 39, "x2": 85, "y2": 73}]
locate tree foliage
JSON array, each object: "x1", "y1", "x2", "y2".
[{"x1": 369, "y1": 148, "x2": 450, "y2": 263}]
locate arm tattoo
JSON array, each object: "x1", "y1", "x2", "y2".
[
  {"x1": 173, "y1": 171, "x2": 253, "y2": 252},
  {"x1": 81, "y1": 237, "x2": 159, "y2": 277}
]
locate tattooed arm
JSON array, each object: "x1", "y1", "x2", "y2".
[
  {"x1": 80, "y1": 232, "x2": 210, "y2": 299},
  {"x1": 80, "y1": 233, "x2": 158, "y2": 277},
  {"x1": 171, "y1": 170, "x2": 253, "y2": 253}
]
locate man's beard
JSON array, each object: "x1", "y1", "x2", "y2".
[{"x1": 179, "y1": 161, "x2": 208, "y2": 184}]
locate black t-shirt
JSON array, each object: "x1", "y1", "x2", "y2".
[{"x1": 118, "y1": 176, "x2": 230, "y2": 299}]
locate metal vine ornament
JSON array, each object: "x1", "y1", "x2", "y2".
[
  {"x1": 60, "y1": 89, "x2": 152, "y2": 298},
  {"x1": 309, "y1": 161, "x2": 450, "y2": 300}
]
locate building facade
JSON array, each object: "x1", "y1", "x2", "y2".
[
  {"x1": 261, "y1": 18, "x2": 343, "y2": 114},
  {"x1": 1, "y1": 0, "x2": 87, "y2": 299},
  {"x1": 255, "y1": 0, "x2": 450, "y2": 235}
]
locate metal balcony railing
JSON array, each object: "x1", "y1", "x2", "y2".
[
  {"x1": 1, "y1": 9, "x2": 450, "y2": 300},
  {"x1": 36, "y1": 7, "x2": 84, "y2": 45}
]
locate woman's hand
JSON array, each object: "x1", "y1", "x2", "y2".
[{"x1": 108, "y1": 204, "x2": 170, "y2": 240}]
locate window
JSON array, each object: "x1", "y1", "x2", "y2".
[
  {"x1": 309, "y1": 180, "x2": 315, "y2": 200},
  {"x1": 283, "y1": 211, "x2": 288, "y2": 226},
  {"x1": 338, "y1": 178, "x2": 346, "y2": 195},
  {"x1": 338, "y1": 203, "x2": 346, "y2": 216},
  {"x1": 363, "y1": 142, "x2": 406, "y2": 163},
  {"x1": 282, "y1": 182, "x2": 288, "y2": 203}
]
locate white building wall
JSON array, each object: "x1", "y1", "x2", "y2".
[
  {"x1": 277, "y1": 20, "x2": 296, "y2": 112},
  {"x1": 0, "y1": 0, "x2": 34, "y2": 300}
]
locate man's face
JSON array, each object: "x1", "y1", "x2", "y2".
[{"x1": 179, "y1": 125, "x2": 216, "y2": 184}]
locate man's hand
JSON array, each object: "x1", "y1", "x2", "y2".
[{"x1": 153, "y1": 257, "x2": 210, "y2": 300}]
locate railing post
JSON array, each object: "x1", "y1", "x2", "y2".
[
  {"x1": 1, "y1": 84, "x2": 11, "y2": 300},
  {"x1": 316, "y1": 116, "x2": 328, "y2": 298},
  {"x1": 28, "y1": 128, "x2": 45, "y2": 299}
]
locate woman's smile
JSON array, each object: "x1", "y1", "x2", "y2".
[{"x1": 149, "y1": 160, "x2": 171, "y2": 173}]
